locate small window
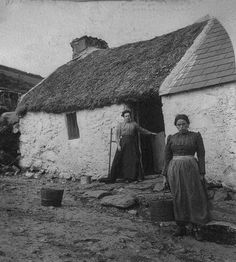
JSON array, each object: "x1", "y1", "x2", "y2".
[{"x1": 66, "y1": 112, "x2": 80, "y2": 140}]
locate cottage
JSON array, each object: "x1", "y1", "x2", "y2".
[{"x1": 17, "y1": 18, "x2": 235, "y2": 185}]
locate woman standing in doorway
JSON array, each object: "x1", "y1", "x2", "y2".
[
  {"x1": 109, "y1": 109, "x2": 157, "y2": 183},
  {"x1": 162, "y1": 114, "x2": 210, "y2": 240}
]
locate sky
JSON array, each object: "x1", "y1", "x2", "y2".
[{"x1": 0, "y1": 0, "x2": 236, "y2": 77}]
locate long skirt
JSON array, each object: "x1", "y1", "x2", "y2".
[
  {"x1": 167, "y1": 156, "x2": 210, "y2": 225},
  {"x1": 109, "y1": 135, "x2": 143, "y2": 181}
]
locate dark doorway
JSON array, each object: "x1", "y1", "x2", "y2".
[{"x1": 133, "y1": 97, "x2": 165, "y2": 175}]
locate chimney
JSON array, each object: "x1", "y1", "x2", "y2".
[{"x1": 70, "y1": 36, "x2": 108, "y2": 59}]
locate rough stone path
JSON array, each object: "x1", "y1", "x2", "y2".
[{"x1": 0, "y1": 175, "x2": 236, "y2": 262}]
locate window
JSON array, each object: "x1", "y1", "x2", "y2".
[{"x1": 66, "y1": 112, "x2": 80, "y2": 140}]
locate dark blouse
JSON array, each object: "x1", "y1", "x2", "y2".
[
  {"x1": 115, "y1": 121, "x2": 152, "y2": 143},
  {"x1": 162, "y1": 131, "x2": 205, "y2": 176}
]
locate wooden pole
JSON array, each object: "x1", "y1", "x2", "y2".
[
  {"x1": 108, "y1": 127, "x2": 113, "y2": 176},
  {"x1": 136, "y1": 103, "x2": 144, "y2": 178}
]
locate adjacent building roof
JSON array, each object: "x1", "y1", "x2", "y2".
[
  {"x1": 17, "y1": 20, "x2": 207, "y2": 114},
  {"x1": 0, "y1": 65, "x2": 43, "y2": 94},
  {"x1": 159, "y1": 19, "x2": 236, "y2": 95}
]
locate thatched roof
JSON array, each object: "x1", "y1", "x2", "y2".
[{"x1": 17, "y1": 21, "x2": 207, "y2": 114}]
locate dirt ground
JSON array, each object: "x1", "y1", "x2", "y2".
[{"x1": 0, "y1": 174, "x2": 236, "y2": 262}]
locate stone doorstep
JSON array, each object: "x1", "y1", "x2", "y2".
[
  {"x1": 126, "y1": 183, "x2": 154, "y2": 190},
  {"x1": 100, "y1": 194, "x2": 137, "y2": 209},
  {"x1": 82, "y1": 190, "x2": 112, "y2": 199}
]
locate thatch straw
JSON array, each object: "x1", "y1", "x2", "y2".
[{"x1": 17, "y1": 21, "x2": 207, "y2": 115}]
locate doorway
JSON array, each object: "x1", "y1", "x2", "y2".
[{"x1": 132, "y1": 97, "x2": 165, "y2": 175}]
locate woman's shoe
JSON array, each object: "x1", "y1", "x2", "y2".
[
  {"x1": 103, "y1": 178, "x2": 116, "y2": 184},
  {"x1": 127, "y1": 179, "x2": 136, "y2": 183},
  {"x1": 137, "y1": 179, "x2": 144, "y2": 182},
  {"x1": 194, "y1": 228, "x2": 204, "y2": 241},
  {"x1": 173, "y1": 226, "x2": 186, "y2": 237}
]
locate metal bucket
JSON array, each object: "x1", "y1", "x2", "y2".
[
  {"x1": 80, "y1": 176, "x2": 92, "y2": 185},
  {"x1": 41, "y1": 188, "x2": 64, "y2": 207},
  {"x1": 150, "y1": 198, "x2": 175, "y2": 222}
]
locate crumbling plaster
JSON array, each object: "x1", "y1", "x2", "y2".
[{"x1": 19, "y1": 104, "x2": 124, "y2": 179}]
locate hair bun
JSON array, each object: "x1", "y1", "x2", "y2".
[
  {"x1": 121, "y1": 109, "x2": 132, "y2": 117},
  {"x1": 174, "y1": 114, "x2": 190, "y2": 125}
]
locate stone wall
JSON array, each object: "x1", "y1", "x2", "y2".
[
  {"x1": 19, "y1": 104, "x2": 124, "y2": 179},
  {"x1": 161, "y1": 83, "x2": 236, "y2": 184}
]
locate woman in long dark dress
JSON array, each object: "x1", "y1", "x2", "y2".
[
  {"x1": 162, "y1": 114, "x2": 210, "y2": 240},
  {"x1": 109, "y1": 109, "x2": 157, "y2": 183}
]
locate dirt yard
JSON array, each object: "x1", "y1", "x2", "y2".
[{"x1": 0, "y1": 174, "x2": 236, "y2": 262}]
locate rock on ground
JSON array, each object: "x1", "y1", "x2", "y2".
[
  {"x1": 83, "y1": 190, "x2": 111, "y2": 199},
  {"x1": 100, "y1": 194, "x2": 137, "y2": 209}
]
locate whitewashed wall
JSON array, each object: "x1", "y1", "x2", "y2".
[
  {"x1": 19, "y1": 104, "x2": 124, "y2": 179},
  {"x1": 161, "y1": 83, "x2": 236, "y2": 183}
]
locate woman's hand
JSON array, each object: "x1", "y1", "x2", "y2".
[
  {"x1": 200, "y1": 173, "x2": 205, "y2": 181},
  {"x1": 117, "y1": 145, "x2": 121, "y2": 151}
]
